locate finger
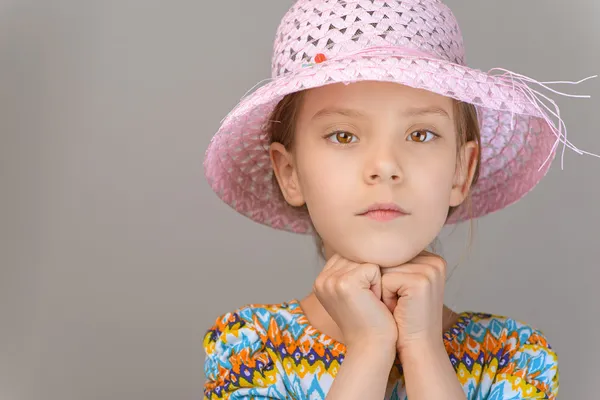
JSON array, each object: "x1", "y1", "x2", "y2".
[
  {"x1": 321, "y1": 253, "x2": 343, "y2": 272},
  {"x1": 382, "y1": 270, "x2": 434, "y2": 300},
  {"x1": 381, "y1": 271, "x2": 412, "y2": 312},
  {"x1": 414, "y1": 255, "x2": 447, "y2": 281},
  {"x1": 347, "y1": 262, "x2": 381, "y2": 290},
  {"x1": 381, "y1": 282, "x2": 397, "y2": 313},
  {"x1": 367, "y1": 265, "x2": 383, "y2": 301},
  {"x1": 412, "y1": 252, "x2": 447, "y2": 271},
  {"x1": 318, "y1": 254, "x2": 349, "y2": 282},
  {"x1": 417, "y1": 249, "x2": 436, "y2": 257},
  {"x1": 314, "y1": 254, "x2": 348, "y2": 293},
  {"x1": 336, "y1": 262, "x2": 381, "y2": 297},
  {"x1": 384, "y1": 256, "x2": 446, "y2": 281},
  {"x1": 381, "y1": 272, "x2": 420, "y2": 313},
  {"x1": 381, "y1": 262, "x2": 439, "y2": 281}
]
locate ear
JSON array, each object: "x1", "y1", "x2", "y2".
[
  {"x1": 449, "y1": 140, "x2": 479, "y2": 207},
  {"x1": 269, "y1": 142, "x2": 306, "y2": 207}
]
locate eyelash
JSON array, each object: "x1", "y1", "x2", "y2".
[
  {"x1": 324, "y1": 131, "x2": 359, "y2": 144},
  {"x1": 407, "y1": 129, "x2": 439, "y2": 143},
  {"x1": 324, "y1": 129, "x2": 440, "y2": 144}
]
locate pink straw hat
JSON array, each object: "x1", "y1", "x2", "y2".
[{"x1": 204, "y1": 0, "x2": 597, "y2": 234}]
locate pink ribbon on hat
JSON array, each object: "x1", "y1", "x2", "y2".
[
  {"x1": 336, "y1": 45, "x2": 446, "y2": 61},
  {"x1": 247, "y1": 44, "x2": 599, "y2": 170},
  {"x1": 319, "y1": 45, "x2": 600, "y2": 169}
]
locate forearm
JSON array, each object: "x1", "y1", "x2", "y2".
[
  {"x1": 326, "y1": 343, "x2": 396, "y2": 400},
  {"x1": 400, "y1": 341, "x2": 466, "y2": 400}
]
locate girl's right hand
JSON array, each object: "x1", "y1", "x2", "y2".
[{"x1": 313, "y1": 253, "x2": 398, "y2": 352}]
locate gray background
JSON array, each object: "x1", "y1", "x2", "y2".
[{"x1": 1, "y1": 1, "x2": 599, "y2": 399}]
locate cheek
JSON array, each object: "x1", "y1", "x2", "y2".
[
  {"x1": 410, "y1": 153, "x2": 457, "y2": 204},
  {"x1": 297, "y1": 147, "x2": 359, "y2": 203}
]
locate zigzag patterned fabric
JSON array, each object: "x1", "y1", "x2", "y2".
[{"x1": 203, "y1": 300, "x2": 558, "y2": 399}]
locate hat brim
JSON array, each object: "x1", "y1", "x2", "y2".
[{"x1": 204, "y1": 54, "x2": 557, "y2": 234}]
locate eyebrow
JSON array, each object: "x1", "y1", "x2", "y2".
[
  {"x1": 403, "y1": 106, "x2": 450, "y2": 119},
  {"x1": 311, "y1": 107, "x2": 367, "y2": 121},
  {"x1": 311, "y1": 105, "x2": 451, "y2": 121}
]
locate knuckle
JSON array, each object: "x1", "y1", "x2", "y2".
[
  {"x1": 314, "y1": 274, "x2": 325, "y2": 287},
  {"x1": 414, "y1": 274, "x2": 431, "y2": 289},
  {"x1": 432, "y1": 255, "x2": 447, "y2": 269},
  {"x1": 334, "y1": 275, "x2": 353, "y2": 292},
  {"x1": 366, "y1": 263, "x2": 380, "y2": 273},
  {"x1": 424, "y1": 264, "x2": 440, "y2": 280},
  {"x1": 361, "y1": 263, "x2": 377, "y2": 278},
  {"x1": 313, "y1": 279, "x2": 323, "y2": 292},
  {"x1": 323, "y1": 276, "x2": 337, "y2": 291},
  {"x1": 437, "y1": 257, "x2": 447, "y2": 271},
  {"x1": 314, "y1": 275, "x2": 331, "y2": 293},
  {"x1": 426, "y1": 256, "x2": 446, "y2": 276},
  {"x1": 435, "y1": 262, "x2": 447, "y2": 279}
]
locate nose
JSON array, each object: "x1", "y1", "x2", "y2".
[{"x1": 364, "y1": 145, "x2": 403, "y2": 185}]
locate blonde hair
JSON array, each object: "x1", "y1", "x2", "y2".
[{"x1": 267, "y1": 88, "x2": 482, "y2": 259}]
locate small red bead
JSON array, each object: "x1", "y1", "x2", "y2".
[{"x1": 314, "y1": 53, "x2": 327, "y2": 63}]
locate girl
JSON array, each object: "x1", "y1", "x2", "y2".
[{"x1": 202, "y1": 1, "x2": 596, "y2": 399}]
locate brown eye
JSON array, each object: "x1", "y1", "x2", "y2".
[
  {"x1": 408, "y1": 130, "x2": 437, "y2": 143},
  {"x1": 327, "y1": 131, "x2": 357, "y2": 144}
]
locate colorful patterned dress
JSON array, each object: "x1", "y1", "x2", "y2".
[{"x1": 203, "y1": 300, "x2": 558, "y2": 399}]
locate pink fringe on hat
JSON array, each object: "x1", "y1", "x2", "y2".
[{"x1": 204, "y1": 0, "x2": 598, "y2": 234}]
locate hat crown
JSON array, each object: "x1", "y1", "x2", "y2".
[{"x1": 272, "y1": 0, "x2": 466, "y2": 78}]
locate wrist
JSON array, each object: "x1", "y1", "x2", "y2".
[
  {"x1": 346, "y1": 340, "x2": 397, "y2": 364},
  {"x1": 398, "y1": 338, "x2": 446, "y2": 364},
  {"x1": 398, "y1": 339, "x2": 466, "y2": 400}
]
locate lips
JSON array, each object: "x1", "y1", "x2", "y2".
[
  {"x1": 358, "y1": 202, "x2": 408, "y2": 214},
  {"x1": 357, "y1": 202, "x2": 409, "y2": 221}
]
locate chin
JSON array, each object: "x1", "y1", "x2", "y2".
[
  {"x1": 320, "y1": 217, "x2": 445, "y2": 267},
  {"x1": 355, "y1": 252, "x2": 417, "y2": 268},
  {"x1": 337, "y1": 239, "x2": 425, "y2": 268}
]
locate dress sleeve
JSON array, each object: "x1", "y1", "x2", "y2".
[
  {"x1": 488, "y1": 328, "x2": 559, "y2": 399},
  {"x1": 203, "y1": 310, "x2": 288, "y2": 400}
]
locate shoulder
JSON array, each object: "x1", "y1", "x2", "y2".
[
  {"x1": 203, "y1": 300, "x2": 303, "y2": 351},
  {"x1": 203, "y1": 301, "x2": 294, "y2": 371},
  {"x1": 203, "y1": 301, "x2": 302, "y2": 399},
  {"x1": 464, "y1": 312, "x2": 556, "y2": 356},
  {"x1": 458, "y1": 312, "x2": 559, "y2": 399}
]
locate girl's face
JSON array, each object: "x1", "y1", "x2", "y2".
[{"x1": 270, "y1": 81, "x2": 478, "y2": 267}]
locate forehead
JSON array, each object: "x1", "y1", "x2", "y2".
[{"x1": 299, "y1": 81, "x2": 453, "y2": 118}]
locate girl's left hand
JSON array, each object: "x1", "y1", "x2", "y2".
[{"x1": 380, "y1": 250, "x2": 447, "y2": 354}]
